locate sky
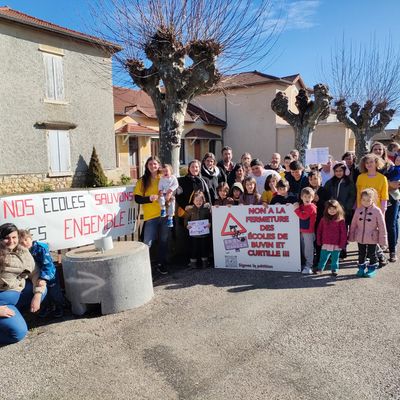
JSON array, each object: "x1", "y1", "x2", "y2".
[{"x1": 4, "y1": 0, "x2": 400, "y2": 127}]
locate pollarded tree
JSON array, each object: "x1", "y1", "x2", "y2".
[
  {"x1": 324, "y1": 36, "x2": 400, "y2": 160},
  {"x1": 92, "y1": 0, "x2": 280, "y2": 174},
  {"x1": 335, "y1": 99, "x2": 395, "y2": 160},
  {"x1": 271, "y1": 84, "x2": 332, "y2": 164}
]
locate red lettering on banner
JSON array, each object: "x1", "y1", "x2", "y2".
[
  {"x1": 3, "y1": 199, "x2": 35, "y2": 218},
  {"x1": 277, "y1": 233, "x2": 288, "y2": 240},
  {"x1": 94, "y1": 192, "x2": 134, "y2": 205},
  {"x1": 248, "y1": 249, "x2": 281, "y2": 257},
  {"x1": 64, "y1": 212, "x2": 126, "y2": 239}
]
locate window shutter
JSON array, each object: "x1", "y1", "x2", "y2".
[
  {"x1": 43, "y1": 53, "x2": 64, "y2": 101},
  {"x1": 43, "y1": 53, "x2": 55, "y2": 100},
  {"x1": 48, "y1": 130, "x2": 71, "y2": 173},
  {"x1": 52, "y1": 55, "x2": 64, "y2": 100}
]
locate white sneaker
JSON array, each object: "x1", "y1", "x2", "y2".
[{"x1": 302, "y1": 266, "x2": 312, "y2": 275}]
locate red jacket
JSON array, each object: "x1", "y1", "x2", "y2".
[
  {"x1": 294, "y1": 203, "x2": 317, "y2": 233},
  {"x1": 316, "y1": 218, "x2": 347, "y2": 249}
]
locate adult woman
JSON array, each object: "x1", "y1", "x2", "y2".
[
  {"x1": 176, "y1": 159, "x2": 211, "y2": 211},
  {"x1": 240, "y1": 153, "x2": 252, "y2": 177},
  {"x1": 227, "y1": 163, "x2": 245, "y2": 188},
  {"x1": 201, "y1": 152, "x2": 225, "y2": 204},
  {"x1": 0, "y1": 223, "x2": 46, "y2": 345},
  {"x1": 133, "y1": 156, "x2": 170, "y2": 274},
  {"x1": 342, "y1": 151, "x2": 358, "y2": 183}
]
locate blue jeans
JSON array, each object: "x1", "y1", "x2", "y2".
[
  {"x1": 0, "y1": 281, "x2": 47, "y2": 345},
  {"x1": 318, "y1": 249, "x2": 340, "y2": 272},
  {"x1": 386, "y1": 197, "x2": 399, "y2": 253},
  {"x1": 143, "y1": 217, "x2": 170, "y2": 265}
]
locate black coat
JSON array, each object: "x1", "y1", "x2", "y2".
[
  {"x1": 176, "y1": 174, "x2": 211, "y2": 210},
  {"x1": 201, "y1": 164, "x2": 225, "y2": 204}
]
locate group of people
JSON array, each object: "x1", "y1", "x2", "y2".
[
  {"x1": 134, "y1": 142, "x2": 400, "y2": 278},
  {"x1": 2, "y1": 141, "x2": 399, "y2": 345}
]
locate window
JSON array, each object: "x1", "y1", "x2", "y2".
[
  {"x1": 43, "y1": 53, "x2": 64, "y2": 101},
  {"x1": 48, "y1": 130, "x2": 71, "y2": 174}
]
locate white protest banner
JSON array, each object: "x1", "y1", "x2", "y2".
[
  {"x1": 212, "y1": 205, "x2": 300, "y2": 272},
  {"x1": 305, "y1": 147, "x2": 329, "y2": 165},
  {"x1": 0, "y1": 186, "x2": 137, "y2": 250}
]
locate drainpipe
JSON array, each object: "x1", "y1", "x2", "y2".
[{"x1": 222, "y1": 91, "x2": 228, "y2": 147}]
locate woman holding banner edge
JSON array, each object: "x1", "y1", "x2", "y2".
[{"x1": 134, "y1": 156, "x2": 170, "y2": 275}]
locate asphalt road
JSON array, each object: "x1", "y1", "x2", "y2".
[{"x1": 1, "y1": 249, "x2": 400, "y2": 400}]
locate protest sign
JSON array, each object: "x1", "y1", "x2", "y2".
[
  {"x1": 188, "y1": 219, "x2": 210, "y2": 236},
  {"x1": 0, "y1": 186, "x2": 137, "y2": 250},
  {"x1": 305, "y1": 147, "x2": 329, "y2": 165},
  {"x1": 212, "y1": 205, "x2": 301, "y2": 272}
]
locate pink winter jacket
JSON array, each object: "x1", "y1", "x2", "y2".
[
  {"x1": 316, "y1": 218, "x2": 347, "y2": 249},
  {"x1": 348, "y1": 205, "x2": 388, "y2": 247}
]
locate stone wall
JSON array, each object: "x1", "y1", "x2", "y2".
[
  {"x1": 0, "y1": 173, "x2": 86, "y2": 195},
  {"x1": 0, "y1": 168, "x2": 129, "y2": 195}
]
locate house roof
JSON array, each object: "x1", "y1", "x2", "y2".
[
  {"x1": 113, "y1": 86, "x2": 226, "y2": 126},
  {"x1": 214, "y1": 71, "x2": 308, "y2": 90},
  {"x1": 0, "y1": 6, "x2": 121, "y2": 52},
  {"x1": 115, "y1": 123, "x2": 158, "y2": 135},
  {"x1": 185, "y1": 129, "x2": 221, "y2": 140}
]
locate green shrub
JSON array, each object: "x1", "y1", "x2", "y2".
[
  {"x1": 86, "y1": 146, "x2": 108, "y2": 187},
  {"x1": 120, "y1": 174, "x2": 132, "y2": 185}
]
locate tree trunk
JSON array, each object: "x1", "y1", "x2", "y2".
[
  {"x1": 354, "y1": 129, "x2": 369, "y2": 161},
  {"x1": 295, "y1": 126, "x2": 314, "y2": 165},
  {"x1": 158, "y1": 103, "x2": 187, "y2": 176}
]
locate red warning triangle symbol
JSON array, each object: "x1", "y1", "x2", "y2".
[{"x1": 221, "y1": 212, "x2": 247, "y2": 236}]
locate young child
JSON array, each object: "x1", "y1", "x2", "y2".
[
  {"x1": 19, "y1": 230, "x2": 65, "y2": 318},
  {"x1": 285, "y1": 160, "x2": 309, "y2": 199},
  {"x1": 316, "y1": 200, "x2": 347, "y2": 277},
  {"x1": 349, "y1": 188, "x2": 387, "y2": 278},
  {"x1": 270, "y1": 180, "x2": 298, "y2": 205},
  {"x1": 294, "y1": 187, "x2": 317, "y2": 275},
  {"x1": 240, "y1": 177, "x2": 261, "y2": 205},
  {"x1": 230, "y1": 182, "x2": 244, "y2": 205},
  {"x1": 385, "y1": 153, "x2": 400, "y2": 200},
  {"x1": 262, "y1": 174, "x2": 280, "y2": 206},
  {"x1": 214, "y1": 182, "x2": 234, "y2": 206},
  {"x1": 158, "y1": 163, "x2": 179, "y2": 228},
  {"x1": 184, "y1": 191, "x2": 212, "y2": 269},
  {"x1": 308, "y1": 170, "x2": 329, "y2": 268}
]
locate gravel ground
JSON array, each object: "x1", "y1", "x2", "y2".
[{"x1": 1, "y1": 248, "x2": 400, "y2": 400}]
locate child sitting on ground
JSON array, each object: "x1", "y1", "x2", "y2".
[
  {"x1": 240, "y1": 177, "x2": 261, "y2": 205},
  {"x1": 19, "y1": 230, "x2": 65, "y2": 318},
  {"x1": 294, "y1": 187, "x2": 317, "y2": 275},
  {"x1": 349, "y1": 188, "x2": 387, "y2": 278},
  {"x1": 184, "y1": 191, "x2": 212, "y2": 269},
  {"x1": 158, "y1": 163, "x2": 179, "y2": 228},
  {"x1": 316, "y1": 200, "x2": 347, "y2": 277},
  {"x1": 214, "y1": 182, "x2": 234, "y2": 206},
  {"x1": 270, "y1": 180, "x2": 298, "y2": 205}
]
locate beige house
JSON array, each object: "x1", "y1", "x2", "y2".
[
  {"x1": 114, "y1": 87, "x2": 226, "y2": 178},
  {"x1": 194, "y1": 71, "x2": 354, "y2": 163}
]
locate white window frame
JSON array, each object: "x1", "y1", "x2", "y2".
[
  {"x1": 47, "y1": 130, "x2": 72, "y2": 176},
  {"x1": 42, "y1": 52, "x2": 65, "y2": 102}
]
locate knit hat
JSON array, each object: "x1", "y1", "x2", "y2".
[
  {"x1": 332, "y1": 161, "x2": 350, "y2": 176},
  {"x1": 232, "y1": 182, "x2": 244, "y2": 193}
]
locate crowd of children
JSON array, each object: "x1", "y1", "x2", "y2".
[{"x1": 154, "y1": 142, "x2": 397, "y2": 277}]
